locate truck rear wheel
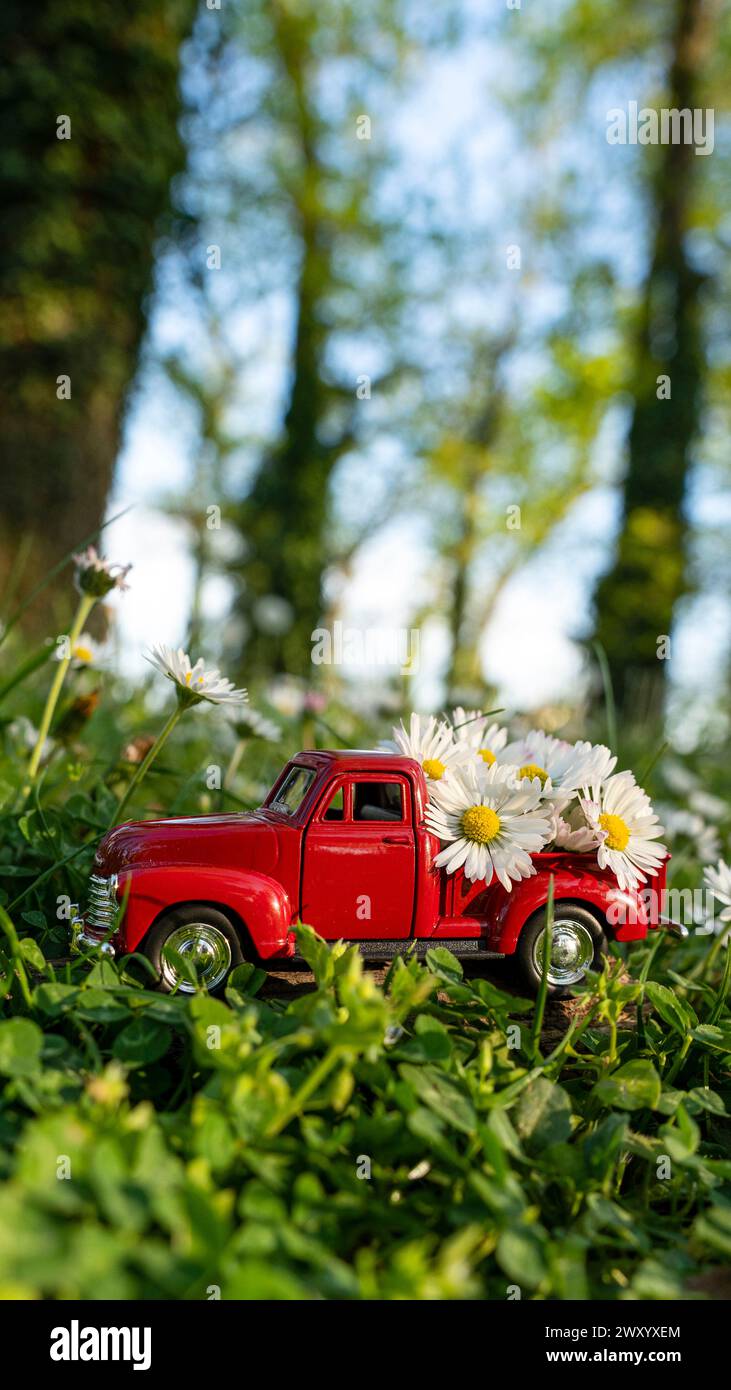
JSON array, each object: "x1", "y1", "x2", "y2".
[
  {"x1": 514, "y1": 904, "x2": 608, "y2": 998},
  {"x1": 144, "y1": 904, "x2": 244, "y2": 995}
]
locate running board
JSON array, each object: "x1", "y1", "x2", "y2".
[{"x1": 290, "y1": 939, "x2": 505, "y2": 964}]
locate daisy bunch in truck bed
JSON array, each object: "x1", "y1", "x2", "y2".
[{"x1": 381, "y1": 709, "x2": 668, "y2": 892}]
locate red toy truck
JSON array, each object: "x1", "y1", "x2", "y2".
[{"x1": 71, "y1": 749, "x2": 677, "y2": 996}]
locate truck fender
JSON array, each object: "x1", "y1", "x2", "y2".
[
  {"x1": 118, "y1": 864, "x2": 293, "y2": 959},
  {"x1": 489, "y1": 869, "x2": 650, "y2": 955}
]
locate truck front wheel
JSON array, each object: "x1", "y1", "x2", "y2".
[
  {"x1": 514, "y1": 904, "x2": 608, "y2": 998},
  {"x1": 144, "y1": 904, "x2": 244, "y2": 994}
]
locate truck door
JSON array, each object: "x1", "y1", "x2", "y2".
[{"x1": 301, "y1": 774, "x2": 415, "y2": 939}]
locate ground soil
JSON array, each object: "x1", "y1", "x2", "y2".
[{"x1": 258, "y1": 957, "x2": 631, "y2": 1049}]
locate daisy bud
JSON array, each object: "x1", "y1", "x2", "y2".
[{"x1": 73, "y1": 546, "x2": 132, "y2": 597}]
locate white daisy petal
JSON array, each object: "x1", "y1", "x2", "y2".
[
  {"x1": 450, "y1": 707, "x2": 509, "y2": 765},
  {"x1": 579, "y1": 771, "x2": 667, "y2": 892},
  {"x1": 380, "y1": 712, "x2": 469, "y2": 785},
  {"x1": 499, "y1": 731, "x2": 617, "y2": 813},
  {"x1": 703, "y1": 860, "x2": 731, "y2": 936}
]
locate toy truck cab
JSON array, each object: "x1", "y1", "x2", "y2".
[{"x1": 72, "y1": 749, "x2": 670, "y2": 997}]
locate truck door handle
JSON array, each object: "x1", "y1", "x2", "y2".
[{"x1": 383, "y1": 834, "x2": 410, "y2": 845}]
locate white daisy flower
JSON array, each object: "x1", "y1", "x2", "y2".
[
  {"x1": 703, "y1": 860, "x2": 731, "y2": 934},
  {"x1": 425, "y1": 760, "x2": 554, "y2": 888},
  {"x1": 499, "y1": 730, "x2": 616, "y2": 808},
  {"x1": 73, "y1": 545, "x2": 131, "y2": 597},
  {"x1": 660, "y1": 807, "x2": 720, "y2": 864},
  {"x1": 53, "y1": 632, "x2": 105, "y2": 669},
  {"x1": 501, "y1": 729, "x2": 571, "y2": 761},
  {"x1": 380, "y1": 712, "x2": 466, "y2": 784},
  {"x1": 228, "y1": 705, "x2": 282, "y2": 742},
  {"x1": 267, "y1": 675, "x2": 306, "y2": 719},
  {"x1": 661, "y1": 760, "x2": 700, "y2": 797},
  {"x1": 146, "y1": 644, "x2": 248, "y2": 707},
  {"x1": 689, "y1": 790, "x2": 728, "y2": 823},
  {"x1": 579, "y1": 770, "x2": 668, "y2": 892},
  {"x1": 450, "y1": 707, "x2": 508, "y2": 765},
  {"x1": 7, "y1": 716, "x2": 54, "y2": 758},
  {"x1": 567, "y1": 739, "x2": 618, "y2": 791}
]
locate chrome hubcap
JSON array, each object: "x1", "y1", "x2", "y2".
[
  {"x1": 161, "y1": 923, "x2": 232, "y2": 993},
  {"x1": 532, "y1": 918, "x2": 595, "y2": 986}
]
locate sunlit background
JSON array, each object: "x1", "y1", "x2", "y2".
[{"x1": 4, "y1": 0, "x2": 731, "y2": 745}]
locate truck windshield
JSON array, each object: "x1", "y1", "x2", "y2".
[{"x1": 270, "y1": 766, "x2": 315, "y2": 815}]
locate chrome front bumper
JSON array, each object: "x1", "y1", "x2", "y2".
[
  {"x1": 70, "y1": 913, "x2": 117, "y2": 957},
  {"x1": 69, "y1": 871, "x2": 121, "y2": 957}
]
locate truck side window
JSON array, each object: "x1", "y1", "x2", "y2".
[
  {"x1": 271, "y1": 766, "x2": 315, "y2": 814},
  {"x1": 352, "y1": 781, "x2": 403, "y2": 822},
  {"x1": 322, "y1": 786, "x2": 344, "y2": 821}
]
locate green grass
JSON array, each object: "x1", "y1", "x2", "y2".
[
  {"x1": 0, "y1": 636, "x2": 730, "y2": 1299},
  {"x1": 0, "y1": 916, "x2": 730, "y2": 1300}
]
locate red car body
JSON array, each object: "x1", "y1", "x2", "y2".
[{"x1": 75, "y1": 749, "x2": 667, "y2": 967}]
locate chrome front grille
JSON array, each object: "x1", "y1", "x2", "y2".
[{"x1": 86, "y1": 873, "x2": 119, "y2": 931}]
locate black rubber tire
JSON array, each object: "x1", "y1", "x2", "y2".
[
  {"x1": 142, "y1": 903, "x2": 244, "y2": 995},
  {"x1": 514, "y1": 903, "x2": 608, "y2": 999}
]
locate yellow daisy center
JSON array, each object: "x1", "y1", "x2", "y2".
[
  {"x1": 478, "y1": 747, "x2": 496, "y2": 765},
  {"x1": 461, "y1": 805, "x2": 501, "y2": 844},
  {"x1": 422, "y1": 757, "x2": 446, "y2": 780},
  {"x1": 185, "y1": 671, "x2": 193, "y2": 685},
  {"x1": 73, "y1": 644, "x2": 94, "y2": 663},
  {"x1": 520, "y1": 763, "x2": 548, "y2": 786},
  {"x1": 599, "y1": 812, "x2": 630, "y2": 852}
]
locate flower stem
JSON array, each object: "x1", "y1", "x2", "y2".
[
  {"x1": 699, "y1": 918, "x2": 731, "y2": 982},
  {"x1": 223, "y1": 736, "x2": 247, "y2": 792},
  {"x1": 0, "y1": 905, "x2": 35, "y2": 1009},
  {"x1": 664, "y1": 1033, "x2": 691, "y2": 1087},
  {"x1": 530, "y1": 874, "x2": 554, "y2": 1063},
  {"x1": 111, "y1": 702, "x2": 185, "y2": 828},
  {"x1": 265, "y1": 1045, "x2": 345, "y2": 1138},
  {"x1": 708, "y1": 927, "x2": 731, "y2": 1025},
  {"x1": 20, "y1": 591, "x2": 96, "y2": 803}
]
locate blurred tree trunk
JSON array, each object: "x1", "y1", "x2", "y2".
[
  {"x1": 446, "y1": 473, "x2": 481, "y2": 701},
  {"x1": 433, "y1": 326, "x2": 603, "y2": 704},
  {"x1": 233, "y1": 4, "x2": 353, "y2": 679},
  {"x1": 593, "y1": 0, "x2": 715, "y2": 719},
  {"x1": 0, "y1": 1, "x2": 196, "y2": 624},
  {"x1": 238, "y1": 214, "x2": 341, "y2": 677},
  {"x1": 224, "y1": 0, "x2": 409, "y2": 681},
  {"x1": 445, "y1": 376, "x2": 507, "y2": 701}
]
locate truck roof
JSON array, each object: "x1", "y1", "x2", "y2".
[{"x1": 293, "y1": 749, "x2": 421, "y2": 774}]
